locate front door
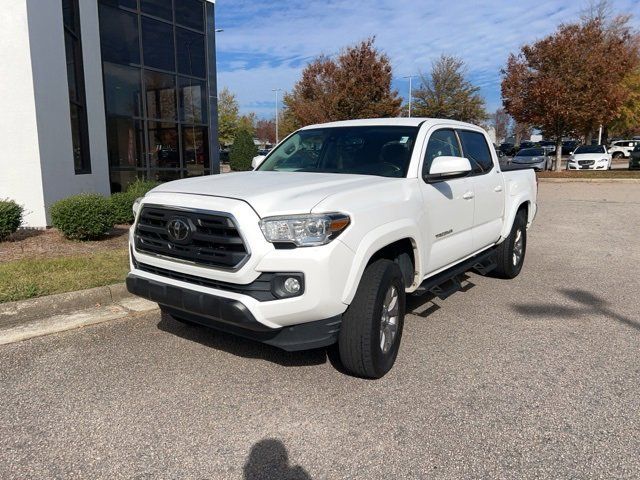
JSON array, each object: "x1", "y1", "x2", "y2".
[{"x1": 419, "y1": 128, "x2": 475, "y2": 274}]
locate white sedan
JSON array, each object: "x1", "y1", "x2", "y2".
[{"x1": 567, "y1": 145, "x2": 612, "y2": 170}]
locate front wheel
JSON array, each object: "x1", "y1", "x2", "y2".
[
  {"x1": 338, "y1": 259, "x2": 406, "y2": 379},
  {"x1": 493, "y1": 211, "x2": 527, "y2": 279}
]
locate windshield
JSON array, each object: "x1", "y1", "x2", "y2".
[
  {"x1": 257, "y1": 126, "x2": 419, "y2": 178},
  {"x1": 574, "y1": 145, "x2": 605, "y2": 154},
  {"x1": 517, "y1": 148, "x2": 544, "y2": 157}
]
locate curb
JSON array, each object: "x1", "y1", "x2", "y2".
[
  {"x1": 538, "y1": 178, "x2": 640, "y2": 183},
  {"x1": 0, "y1": 284, "x2": 159, "y2": 346},
  {"x1": 0, "y1": 283, "x2": 132, "y2": 329}
]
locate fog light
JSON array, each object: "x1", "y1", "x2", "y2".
[{"x1": 284, "y1": 277, "x2": 301, "y2": 295}]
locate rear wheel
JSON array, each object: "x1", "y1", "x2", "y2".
[
  {"x1": 338, "y1": 260, "x2": 406, "y2": 379},
  {"x1": 493, "y1": 210, "x2": 527, "y2": 279},
  {"x1": 612, "y1": 152, "x2": 624, "y2": 159}
]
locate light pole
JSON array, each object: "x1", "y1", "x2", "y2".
[
  {"x1": 272, "y1": 88, "x2": 282, "y2": 144},
  {"x1": 402, "y1": 75, "x2": 417, "y2": 117}
]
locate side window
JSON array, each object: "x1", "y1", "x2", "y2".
[
  {"x1": 422, "y1": 129, "x2": 461, "y2": 176},
  {"x1": 458, "y1": 130, "x2": 494, "y2": 174}
]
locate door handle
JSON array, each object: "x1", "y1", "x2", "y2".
[
  {"x1": 494, "y1": 185, "x2": 503, "y2": 192},
  {"x1": 462, "y1": 191, "x2": 474, "y2": 200}
]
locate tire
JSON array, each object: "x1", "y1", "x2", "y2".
[
  {"x1": 493, "y1": 210, "x2": 527, "y2": 279},
  {"x1": 612, "y1": 152, "x2": 624, "y2": 159},
  {"x1": 338, "y1": 259, "x2": 406, "y2": 379}
]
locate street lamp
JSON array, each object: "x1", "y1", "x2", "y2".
[
  {"x1": 402, "y1": 75, "x2": 417, "y2": 118},
  {"x1": 272, "y1": 88, "x2": 282, "y2": 144}
]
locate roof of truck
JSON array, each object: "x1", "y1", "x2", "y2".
[{"x1": 300, "y1": 118, "x2": 481, "y2": 130}]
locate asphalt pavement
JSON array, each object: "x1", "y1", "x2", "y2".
[{"x1": 1, "y1": 183, "x2": 639, "y2": 479}]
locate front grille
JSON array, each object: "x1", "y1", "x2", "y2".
[
  {"x1": 134, "y1": 206, "x2": 249, "y2": 269},
  {"x1": 578, "y1": 160, "x2": 595, "y2": 166},
  {"x1": 134, "y1": 261, "x2": 276, "y2": 301}
]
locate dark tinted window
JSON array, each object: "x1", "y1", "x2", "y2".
[
  {"x1": 517, "y1": 148, "x2": 545, "y2": 157},
  {"x1": 176, "y1": 0, "x2": 204, "y2": 30},
  {"x1": 62, "y1": 0, "x2": 91, "y2": 174},
  {"x1": 458, "y1": 130, "x2": 494, "y2": 173},
  {"x1": 423, "y1": 129, "x2": 461, "y2": 176},
  {"x1": 148, "y1": 122, "x2": 179, "y2": 168},
  {"x1": 142, "y1": 17, "x2": 175, "y2": 71},
  {"x1": 104, "y1": 62, "x2": 142, "y2": 116},
  {"x1": 574, "y1": 145, "x2": 605, "y2": 154},
  {"x1": 100, "y1": 0, "x2": 137, "y2": 8},
  {"x1": 141, "y1": 0, "x2": 172, "y2": 20},
  {"x1": 176, "y1": 29, "x2": 206, "y2": 78},
  {"x1": 182, "y1": 126, "x2": 209, "y2": 174},
  {"x1": 106, "y1": 116, "x2": 144, "y2": 168},
  {"x1": 258, "y1": 126, "x2": 419, "y2": 178},
  {"x1": 179, "y1": 77, "x2": 207, "y2": 123},
  {"x1": 99, "y1": 5, "x2": 140, "y2": 65},
  {"x1": 144, "y1": 70, "x2": 176, "y2": 120}
]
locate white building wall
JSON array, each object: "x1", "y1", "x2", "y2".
[
  {"x1": 0, "y1": 0, "x2": 47, "y2": 227},
  {"x1": 26, "y1": 0, "x2": 110, "y2": 227}
]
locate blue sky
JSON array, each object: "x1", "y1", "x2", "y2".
[{"x1": 215, "y1": 0, "x2": 640, "y2": 118}]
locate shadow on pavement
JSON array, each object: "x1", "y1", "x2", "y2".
[
  {"x1": 243, "y1": 439, "x2": 312, "y2": 480},
  {"x1": 513, "y1": 288, "x2": 639, "y2": 332},
  {"x1": 157, "y1": 312, "x2": 328, "y2": 367}
]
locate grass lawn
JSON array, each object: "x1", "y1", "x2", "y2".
[
  {"x1": 538, "y1": 170, "x2": 640, "y2": 179},
  {"x1": 0, "y1": 249, "x2": 129, "y2": 304}
]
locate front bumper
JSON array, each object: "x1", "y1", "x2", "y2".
[
  {"x1": 568, "y1": 161, "x2": 609, "y2": 170},
  {"x1": 126, "y1": 274, "x2": 341, "y2": 351}
]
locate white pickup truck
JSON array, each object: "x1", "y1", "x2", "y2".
[{"x1": 127, "y1": 118, "x2": 537, "y2": 378}]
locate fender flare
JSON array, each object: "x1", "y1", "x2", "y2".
[
  {"x1": 341, "y1": 220, "x2": 422, "y2": 304},
  {"x1": 500, "y1": 184, "x2": 533, "y2": 240}
]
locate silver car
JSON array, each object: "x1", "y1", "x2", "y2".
[{"x1": 511, "y1": 148, "x2": 550, "y2": 171}]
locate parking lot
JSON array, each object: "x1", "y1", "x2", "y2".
[{"x1": 1, "y1": 182, "x2": 639, "y2": 479}]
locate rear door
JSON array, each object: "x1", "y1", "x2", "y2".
[
  {"x1": 457, "y1": 129, "x2": 505, "y2": 251},
  {"x1": 418, "y1": 128, "x2": 475, "y2": 273}
]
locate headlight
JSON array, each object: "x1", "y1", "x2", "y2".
[
  {"x1": 260, "y1": 213, "x2": 350, "y2": 247},
  {"x1": 132, "y1": 197, "x2": 143, "y2": 216},
  {"x1": 599, "y1": 158, "x2": 609, "y2": 162}
]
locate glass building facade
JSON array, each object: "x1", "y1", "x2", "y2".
[{"x1": 97, "y1": 0, "x2": 217, "y2": 192}]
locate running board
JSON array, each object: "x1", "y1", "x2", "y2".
[{"x1": 416, "y1": 249, "x2": 498, "y2": 300}]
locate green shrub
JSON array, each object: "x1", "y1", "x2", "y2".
[
  {"x1": 109, "y1": 192, "x2": 135, "y2": 225},
  {"x1": 126, "y1": 178, "x2": 161, "y2": 199},
  {"x1": 51, "y1": 193, "x2": 114, "y2": 240},
  {"x1": 230, "y1": 128, "x2": 258, "y2": 171},
  {"x1": 0, "y1": 199, "x2": 23, "y2": 241}
]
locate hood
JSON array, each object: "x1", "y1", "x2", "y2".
[
  {"x1": 572, "y1": 153, "x2": 607, "y2": 161},
  {"x1": 148, "y1": 171, "x2": 398, "y2": 217},
  {"x1": 513, "y1": 156, "x2": 544, "y2": 163}
]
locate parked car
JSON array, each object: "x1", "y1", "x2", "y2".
[
  {"x1": 518, "y1": 141, "x2": 537, "y2": 151},
  {"x1": 567, "y1": 145, "x2": 612, "y2": 170},
  {"x1": 629, "y1": 143, "x2": 640, "y2": 170},
  {"x1": 511, "y1": 147, "x2": 550, "y2": 171},
  {"x1": 499, "y1": 142, "x2": 516, "y2": 157},
  {"x1": 127, "y1": 118, "x2": 537, "y2": 378},
  {"x1": 609, "y1": 140, "x2": 639, "y2": 159}
]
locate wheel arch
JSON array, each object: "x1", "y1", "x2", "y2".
[{"x1": 341, "y1": 222, "x2": 422, "y2": 304}]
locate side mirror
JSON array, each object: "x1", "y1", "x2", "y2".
[
  {"x1": 251, "y1": 155, "x2": 267, "y2": 170},
  {"x1": 424, "y1": 156, "x2": 472, "y2": 182}
]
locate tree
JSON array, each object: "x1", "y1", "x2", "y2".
[
  {"x1": 412, "y1": 55, "x2": 487, "y2": 124},
  {"x1": 229, "y1": 128, "x2": 257, "y2": 171},
  {"x1": 256, "y1": 118, "x2": 277, "y2": 144},
  {"x1": 218, "y1": 87, "x2": 240, "y2": 147},
  {"x1": 492, "y1": 108, "x2": 511, "y2": 143},
  {"x1": 502, "y1": 19, "x2": 639, "y2": 170},
  {"x1": 238, "y1": 113, "x2": 257, "y2": 136},
  {"x1": 608, "y1": 69, "x2": 640, "y2": 137},
  {"x1": 284, "y1": 38, "x2": 402, "y2": 125}
]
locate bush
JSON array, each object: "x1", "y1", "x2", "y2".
[
  {"x1": 109, "y1": 192, "x2": 135, "y2": 225},
  {"x1": 230, "y1": 128, "x2": 258, "y2": 171},
  {"x1": 51, "y1": 194, "x2": 114, "y2": 240},
  {"x1": 0, "y1": 199, "x2": 23, "y2": 241},
  {"x1": 126, "y1": 178, "x2": 161, "y2": 199},
  {"x1": 108, "y1": 179, "x2": 161, "y2": 225}
]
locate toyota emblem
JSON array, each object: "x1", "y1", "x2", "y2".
[{"x1": 167, "y1": 218, "x2": 191, "y2": 243}]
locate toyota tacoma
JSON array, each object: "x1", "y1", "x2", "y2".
[{"x1": 127, "y1": 118, "x2": 537, "y2": 378}]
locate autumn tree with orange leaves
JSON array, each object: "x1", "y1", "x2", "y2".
[
  {"x1": 502, "y1": 18, "x2": 639, "y2": 170},
  {"x1": 283, "y1": 38, "x2": 402, "y2": 127}
]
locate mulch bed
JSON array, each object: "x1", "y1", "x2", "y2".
[{"x1": 0, "y1": 226, "x2": 129, "y2": 263}]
